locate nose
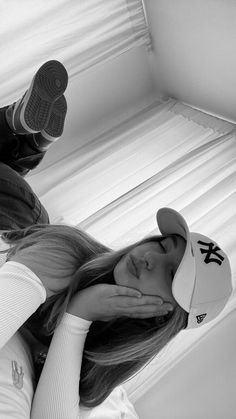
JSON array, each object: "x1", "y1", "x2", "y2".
[
  {"x1": 131, "y1": 254, "x2": 150, "y2": 276},
  {"x1": 133, "y1": 251, "x2": 160, "y2": 275},
  {"x1": 143, "y1": 251, "x2": 157, "y2": 270}
]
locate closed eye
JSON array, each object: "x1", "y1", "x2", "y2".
[{"x1": 159, "y1": 240, "x2": 166, "y2": 253}]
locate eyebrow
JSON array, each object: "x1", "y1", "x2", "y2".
[{"x1": 152, "y1": 235, "x2": 178, "y2": 249}]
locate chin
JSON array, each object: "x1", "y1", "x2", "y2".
[
  {"x1": 113, "y1": 262, "x2": 120, "y2": 285},
  {"x1": 113, "y1": 258, "x2": 127, "y2": 286}
]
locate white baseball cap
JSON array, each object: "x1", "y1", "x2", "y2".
[{"x1": 156, "y1": 208, "x2": 233, "y2": 329}]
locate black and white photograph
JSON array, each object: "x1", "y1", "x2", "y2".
[{"x1": 0, "y1": 1, "x2": 235, "y2": 418}]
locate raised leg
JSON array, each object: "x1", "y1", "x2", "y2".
[
  {"x1": 5, "y1": 60, "x2": 68, "y2": 135},
  {"x1": 0, "y1": 60, "x2": 68, "y2": 176},
  {"x1": 0, "y1": 162, "x2": 50, "y2": 230}
]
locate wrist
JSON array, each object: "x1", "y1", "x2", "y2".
[{"x1": 66, "y1": 302, "x2": 92, "y2": 321}]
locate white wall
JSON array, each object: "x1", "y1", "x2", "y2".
[
  {"x1": 34, "y1": 46, "x2": 157, "y2": 172},
  {"x1": 134, "y1": 309, "x2": 236, "y2": 419},
  {"x1": 144, "y1": 0, "x2": 236, "y2": 123}
]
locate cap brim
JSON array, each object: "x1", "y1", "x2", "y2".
[{"x1": 156, "y1": 208, "x2": 196, "y2": 312}]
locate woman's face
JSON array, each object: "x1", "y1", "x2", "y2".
[{"x1": 113, "y1": 234, "x2": 186, "y2": 307}]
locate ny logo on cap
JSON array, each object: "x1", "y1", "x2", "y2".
[
  {"x1": 196, "y1": 313, "x2": 207, "y2": 324},
  {"x1": 198, "y1": 240, "x2": 224, "y2": 265}
]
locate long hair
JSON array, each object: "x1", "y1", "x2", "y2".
[{"x1": 1, "y1": 224, "x2": 188, "y2": 408}]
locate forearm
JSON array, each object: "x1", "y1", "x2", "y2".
[
  {"x1": 31, "y1": 313, "x2": 92, "y2": 419},
  {"x1": 0, "y1": 261, "x2": 46, "y2": 349}
]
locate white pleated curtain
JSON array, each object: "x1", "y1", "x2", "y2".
[{"x1": 0, "y1": 0, "x2": 151, "y2": 105}]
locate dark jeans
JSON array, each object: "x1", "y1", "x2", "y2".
[
  {"x1": 0, "y1": 163, "x2": 49, "y2": 230},
  {"x1": 0, "y1": 107, "x2": 49, "y2": 230}
]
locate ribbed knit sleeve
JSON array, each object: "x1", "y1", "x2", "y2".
[
  {"x1": 30, "y1": 314, "x2": 139, "y2": 419},
  {"x1": 0, "y1": 261, "x2": 46, "y2": 349},
  {"x1": 31, "y1": 313, "x2": 92, "y2": 419}
]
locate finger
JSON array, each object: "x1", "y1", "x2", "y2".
[
  {"x1": 137, "y1": 296, "x2": 174, "y2": 311},
  {"x1": 129, "y1": 295, "x2": 164, "y2": 306},
  {"x1": 128, "y1": 311, "x2": 169, "y2": 319},
  {"x1": 113, "y1": 286, "x2": 142, "y2": 298},
  {"x1": 114, "y1": 287, "x2": 164, "y2": 305},
  {"x1": 139, "y1": 294, "x2": 164, "y2": 305},
  {"x1": 120, "y1": 304, "x2": 168, "y2": 316},
  {"x1": 115, "y1": 296, "x2": 165, "y2": 310},
  {"x1": 162, "y1": 302, "x2": 174, "y2": 312}
]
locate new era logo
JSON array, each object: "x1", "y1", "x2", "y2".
[{"x1": 196, "y1": 313, "x2": 207, "y2": 324}]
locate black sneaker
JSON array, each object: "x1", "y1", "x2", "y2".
[{"x1": 6, "y1": 60, "x2": 68, "y2": 134}]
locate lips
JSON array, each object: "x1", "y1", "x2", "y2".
[{"x1": 127, "y1": 254, "x2": 137, "y2": 277}]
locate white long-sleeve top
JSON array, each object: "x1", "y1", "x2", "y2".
[
  {"x1": 0, "y1": 236, "x2": 139, "y2": 418},
  {"x1": 31, "y1": 312, "x2": 138, "y2": 419}
]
